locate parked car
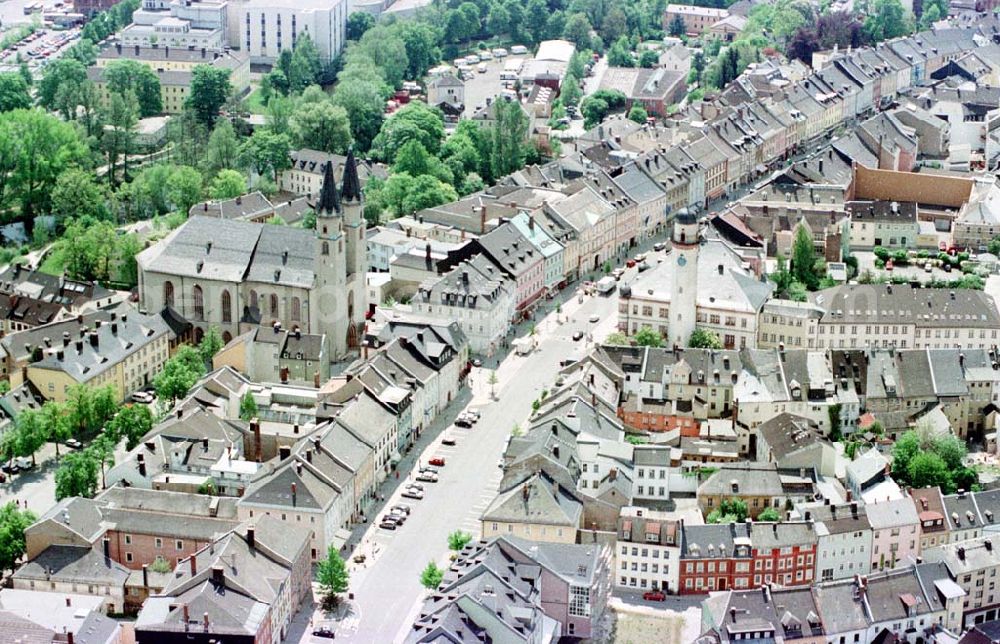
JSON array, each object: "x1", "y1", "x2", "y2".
[
  {"x1": 419, "y1": 466, "x2": 439, "y2": 475},
  {"x1": 1, "y1": 462, "x2": 19, "y2": 475},
  {"x1": 131, "y1": 391, "x2": 153, "y2": 404},
  {"x1": 634, "y1": 253, "x2": 647, "y2": 262},
  {"x1": 466, "y1": 409, "x2": 481, "y2": 421},
  {"x1": 653, "y1": 242, "x2": 666, "y2": 252},
  {"x1": 392, "y1": 504, "x2": 412, "y2": 516},
  {"x1": 925, "y1": 262, "x2": 933, "y2": 272},
  {"x1": 626, "y1": 259, "x2": 636, "y2": 268},
  {"x1": 454, "y1": 415, "x2": 473, "y2": 428},
  {"x1": 429, "y1": 457, "x2": 446, "y2": 466},
  {"x1": 408, "y1": 482, "x2": 425, "y2": 491},
  {"x1": 472, "y1": 358, "x2": 483, "y2": 367},
  {"x1": 492, "y1": 48, "x2": 507, "y2": 57},
  {"x1": 612, "y1": 268, "x2": 625, "y2": 279},
  {"x1": 379, "y1": 519, "x2": 398, "y2": 530},
  {"x1": 65, "y1": 438, "x2": 82, "y2": 449},
  {"x1": 477, "y1": 62, "x2": 488, "y2": 73},
  {"x1": 589, "y1": 314, "x2": 600, "y2": 323},
  {"x1": 638, "y1": 262, "x2": 651, "y2": 272},
  {"x1": 416, "y1": 472, "x2": 439, "y2": 483},
  {"x1": 442, "y1": 435, "x2": 456, "y2": 446},
  {"x1": 15, "y1": 457, "x2": 33, "y2": 470},
  {"x1": 402, "y1": 489, "x2": 424, "y2": 500},
  {"x1": 572, "y1": 331, "x2": 584, "y2": 341},
  {"x1": 312, "y1": 626, "x2": 336, "y2": 639},
  {"x1": 643, "y1": 590, "x2": 666, "y2": 602},
  {"x1": 510, "y1": 45, "x2": 528, "y2": 54}
]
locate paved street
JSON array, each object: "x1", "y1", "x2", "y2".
[{"x1": 301, "y1": 282, "x2": 623, "y2": 643}]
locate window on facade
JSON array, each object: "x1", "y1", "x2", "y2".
[
  {"x1": 291, "y1": 297, "x2": 301, "y2": 321},
  {"x1": 270, "y1": 294, "x2": 279, "y2": 318},
  {"x1": 221, "y1": 290, "x2": 232, "y2": 323},
  {"x1": 192, "y1": 285, "x2": 204, "y2": 320}
]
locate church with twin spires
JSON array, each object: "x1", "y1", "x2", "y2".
[{"x1": 137, "y1": 151, "x2": 367, "y2": 360}]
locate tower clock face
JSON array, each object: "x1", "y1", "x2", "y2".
[{"x1": 677, "y1": 255, "x2": 687, "y2": 267}]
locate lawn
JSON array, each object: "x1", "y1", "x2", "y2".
[
  {"x1": 243, "y1": 87, "x2": 267, "y2": 115},
  {"x1": 37, "y1": 241, "x2": 66, "y2": 276}
]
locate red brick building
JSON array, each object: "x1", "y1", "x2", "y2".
[
  {"x1": 748, "y1": 523, "x2": 818, "y2": 588},
  {"x1": 679, "y1": 523, "x2": 751, "y2": 594}
]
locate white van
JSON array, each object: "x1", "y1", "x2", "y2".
[
  {"x1": 510, "y1": 45, "x2": 528, "y2": 55},
  {"x1": 492, "y1": 47, "x2": 508, "y2": 57},
  {"x1": 477, "y1": 62, "x2": 488, "y2": 73},
  {"x1": 479, "y1": 50, "x2": 492, "y2": 60},
  {"x1": 466, "y1": 53, "x2": 480, "y2": 64}
]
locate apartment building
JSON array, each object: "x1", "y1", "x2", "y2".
[{"x1": 615, "y1": 508, "x2": 681, "y2": 593}]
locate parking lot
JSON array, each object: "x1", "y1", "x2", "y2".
[
  {"x1": 457, "y1": 52, "x2": 529, "y2": 118},
  {"x1": 0, "y1": 25, "x2": 82, "y2": 73}
]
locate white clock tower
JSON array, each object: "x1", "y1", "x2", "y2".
[{"x1": 669, "y1": 208, "x2": 700, "y2": 348}]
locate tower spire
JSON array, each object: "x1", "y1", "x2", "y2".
[
  {"x1": 341, "y1": 147, "x2": 362, "y2": 203},
  {"x1": 317, "y1": 160, "x2": 341, "y2": 214}
]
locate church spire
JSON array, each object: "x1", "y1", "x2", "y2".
[
  {"x1": 341, "y1": 147, "x2": 362, "y2": 203},
  {"x1": 318, "y1": 160, "x2": 341, "y2": 215}
]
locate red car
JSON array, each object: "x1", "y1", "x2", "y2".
[
  {"x1": 428, "y1": 457, "x2": 446, "y2": 467},
  {"x1": 626, "y1": 259, "x2": 636, "y2": 268},
  {"x1": 643, "y1": 590, "x2": 666, "y2": 602}
]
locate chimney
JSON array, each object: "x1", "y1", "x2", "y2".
[
  {"x1": 291, "y1": 482, "x2": 297, "y2": 506},
  {"x1": 246, "y1": 526, "x2": 255, "y2": 550},
  {"x1": 102, "y1": 537, "x2": 110, "y2": 560},
  {"x1": 280, "y1": 366, "x2": 289, "y2": 383},
  {"x1": 314, "y1": 371, "x2": 320, "y2": 388},
  {"x1": 137, "y1": 453, "x2": 146, "y2": 477},
  {"x1": 279, "y1": 445, "x2": 291, "y2": 460},
  {"x1": 190, "y1": 555, "x2": 198, "y2": 576},
  {"x1": 176, "y1": 408, "x2": 183, "y2": 420},
  {"x1": 203, "y1": 612, "x2": 210, "y2": 632},
  {"x1": 211, "y1": 565, "x2": 223, "y2": 585},
  {"x1": 142, "y1": 563, "x2": 149, "y2": 587},
  {"x1": 252, "y1": 419, "x2": 262, "y2": 462},
  {"x1": 66, "y1": 597, "x2": 71, "y2": 607},
  {"x1": 111, "y1": 323, "x2": 118, "y2": 335},
  {"x1": 183, "y1": 604, "x2": 190, "y2": 631}
]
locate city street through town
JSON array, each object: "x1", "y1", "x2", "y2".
[{"x1": 308, "y1": 254, "x2": 648, "y2": 643}]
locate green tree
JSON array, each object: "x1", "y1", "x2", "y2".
[
  {"x1": 3, "y1": 109, "x2": 90, "y2": 217},
  {"x1": 706, "y1": 497, "x2": 749, "y2": 523},
  {"x1": 563, "y1": 13, "x2": 594, "y2": 49},
  {"x1": 239, "y1": 391, "x2": 259, "y2": 421},
  {"x1": 106, "y1": 404, "x2": 153, "y2": 450},
  {"x1": 203, "y1": 119, "x2": 241, "y2": 176},
  {"x1": 166, "y1": 165, "x2": 203, "y2": 215},
  {"x1": 689, "y1": 328, "x2": 723, "y2": 349},
  {"x1": 448, "y1": 530, "x2": 472, "y2": 551},
  {"x1": 290, "y1": 100, "x2": 352, "y2": 154},
  {"x1": 634, "y1": 326, "x2": 663, "y2": 348},
  {"x1": 54, "y1": 450, "x2": 100, "y2": 500},
  {"x1": 863, "y1": 0, "x2": 912, "y2": 42},
  {"x1": 791, "y1": 223, "x2": 820, "y2": 290},
  {"x1": 605, "y1": 331, "x2": 629, "y2": 345},
  {"x1": 668, "y1": 13, "x2": 687, "y2": 37},
  {"x1": 561, "y1": 74, "x2": 582, "y2": 107},
  {"x1": 331, "y1": 69, "x2": 387, "y2": 151},
  {"x1": 239, "y1": 130, "x2": 291, "y2": 183},
  {"x1": 40, "y1": 401, "x2": 71, "y2": 457},
  {"x1": 102, "y1": 89, "x2": 138, "y2": 185},
  {"x1": 38, "y1": 59, "x2": 88, "y2": 118},
  {"x1": 627, "y1": 104, "x2": 648, "y2": 123},
  {"x1": 288, "y1": 34, "x2": 323, "y2": 93},
  {"x1": 347, "y1": 11, "x2": 375, "y2": 40},
  {"x1": 51, "y1": 169, "x2": 108, "y2": 225},
  {"x1": 13, "y1": 410, "x2": 47, "y2": 466},
  {"x1": 757, "y1": 507, "x2": 782, "y2": 522},
  {"x1": 0, "y1": 73, "x2": 31, "y2": 112},
  {"x1": 0, "y1": 502, "x2": 35, "y2": 573},
  {"x1": 63, "y1": 219, "x2": 119, "y2": 282},
  {"x1": 420, "y1": 561, "x2": 444, "y2": 589},
  {"x1": 401, "y1": 174, "x2": 459, "y2": 216},
  {"x1": 209, "y1": 169, "x2": 247, "y2": 199},
  {"x1": 187, "y1": 65, "x2": 232, "y2": 128},
  {"x1": 317, "y1": 546, "x2": 350, "y2": 607},
  {"x1": 264, "y1": 94, "x2": 293, "y2": 136},
  {"x1": 639, "y1": 50, "x2": 659, "y2": 68},
  {"x1": 353, "y1": 25, "x2": 409, "y2": 88},
  {"x1": 372, "y1": 102, "x2": 445, "y2": 162},
  {"x1": 154, "y1": 345, "x2": 206, "y2": 403},
  {"x1": 907, "y1": 451, "x2": 951, "y2": 490},
  {"x1": 607, "y1": 37, "x2": 634, "y2": 67},
  {"x1": 104, "y1": 59, "x2": 161, "y2": 117},
  {"x1": 198, "y1": 326, "x2": 224, "y2": 363},
  {"x1": 487, "y1": 99, "x2": 529, "y2": 179}
]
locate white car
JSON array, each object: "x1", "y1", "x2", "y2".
[
  {"x1": 131, "y1": 391, "x2": 154, "y2": 404},
  {"x1": 477, "y1": 62, "x2": 487, "y2": 73},
  {"x1": 466, "y1": 54, "x2": 480, "y2": 64},
  {"x1": 492, "y1": 48, "x2": 508, "y2": 57},
  {"x1": 479, "y1": 51, "x2": 492, "y2": 60},
  {"x1": 511, "y1": 45, "x2": 528, "y2": 55}
]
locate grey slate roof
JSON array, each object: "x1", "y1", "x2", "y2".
[{"x1": 15, "y1": 545, "x2": 130, "y2": 586}]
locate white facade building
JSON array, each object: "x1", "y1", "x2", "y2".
[
  {"x1": 616, "y1": 507, "x2": 681, "y2": 593},
  {"x1": 238, "y1": 0, "x2": 347, "y2": 64}
]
